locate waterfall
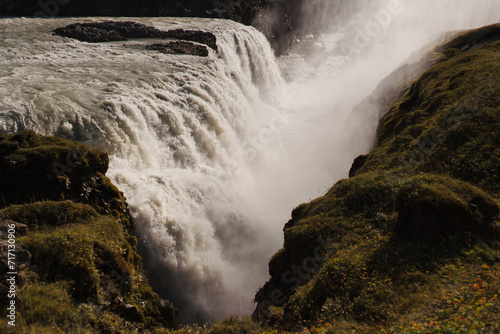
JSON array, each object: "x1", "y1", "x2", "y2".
[
  {"x1": 0, "y1": 17, "x2": 286, "y2": 321},
  {"x1": 1, "y1": 0, "x2": 499, "y2": 323}
]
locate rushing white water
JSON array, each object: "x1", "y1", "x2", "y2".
[
  {"x1": 0, "y1": 17, "x2": 289, "y2": 321},
  {"x1": 1, "y1": 0, "x2": 499, "y2": 322}
]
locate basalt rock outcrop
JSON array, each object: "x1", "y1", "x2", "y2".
[
  {"x1": 146, "y1": 41, "x2": 209, "y2": 57},
  {"x1": 54, "y1": 21, "x2": 217, "y2": 55}
]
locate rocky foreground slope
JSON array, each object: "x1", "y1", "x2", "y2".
[{"x1": 0, "y1": 131, "x2": 177, "y2": 332}]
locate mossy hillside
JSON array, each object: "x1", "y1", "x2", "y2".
[
  {"x1": 0, "y1": 132, "x2": 178, "y2": 332},
  {"x1": 0, "y1": 130, "x2": 131, "y2": 228},
  {"x1": 251, "y1": 23, "x2": 500, "y2": 333},
  {"x1": 255, "y1": 172, "x2": 499, "y2": 323},
  {"x1": 347, "y1": 23, "x2": 500, "y2": 165},
  {"x1": 7, "y1": 201, "x2": 176, "y2": 331},
  {"x1": 356, "y1": 24, "x2": 500, "y2": 196},
  {"x1": 1, "y1": 200, "x2": 99, "y2": 229},
  {"x1": 157, "y1": 253, "x2": 500, "y2": 333},
  {"x1": 0, "y1": 204, "x2": 177, "y2": 332},
  {"x1": 7, "y1": 202, "x2": 136, "y2": 299}
]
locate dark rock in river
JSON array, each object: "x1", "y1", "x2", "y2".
[
  {"x1": 163, "y1": 28, "x2": 218, "y2": 51},
  {"x1": 146, "y1": 41, "x2": 209, "y2": 57},
  {"x1": 54, "y1": 21, "x2": 166, "y2": 42},
  {"x1": 0, "y1": 0, "x2": 314, "y2": 56},
  {"x1": 54, "y1": 21, "x2": 218, "y2": 54}
]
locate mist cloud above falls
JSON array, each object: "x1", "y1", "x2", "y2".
[{"x1": 274, "y1": 0, "x2": 500, "y2": 172}]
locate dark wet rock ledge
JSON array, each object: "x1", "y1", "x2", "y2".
[{"x1": 54, "y1": 21, "x2": 217, "y2": 56}]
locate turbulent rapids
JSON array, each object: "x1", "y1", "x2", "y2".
[{"x1": 1, "y1": 1, "x2": 500, "y2": 323}]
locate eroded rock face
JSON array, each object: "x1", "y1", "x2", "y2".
[
  {"x1": 164, "y1": 28, "x2": 218, "y2": 51},
  {"x1": 348, "y1": 154, "x2": 369, "y2": 178},
  {"x1": 0, "y1": 130, "x2": 132, "y2": 228},
  {"x1": 146, "y1": 41, "x2": 209, "y2": 57},
  {"x1": 54, "y1": 21, "x2": 165, "y2": 42},
  {"x1": 54, "y1": 21, "x2": 218, "y2": 56}
]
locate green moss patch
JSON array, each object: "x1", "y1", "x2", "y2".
[
  {"x1": 0, "y1": 200, "x2": 177, "y2": 332},
  {"x1": 358, "y1": 25, "x2": 500, "y2": 198},
  {"x1": 0, "y1": 201, "x2": 99, "y2": 230},
  {"x1": 0, "y1": 130, "x2": 131, "y2": 228}
]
